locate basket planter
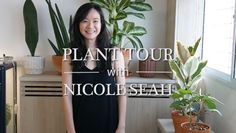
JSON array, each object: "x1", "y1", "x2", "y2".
[{"x1": 24, "y1": 56, "x2": 44, "y2": 74}]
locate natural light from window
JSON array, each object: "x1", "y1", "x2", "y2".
[{"x1": 203, "y1": 0, "x2": 235, "y2": 75}]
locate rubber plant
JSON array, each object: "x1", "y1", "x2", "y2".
[
  {"x1": 169, "y1": 38, "x2": 222, "y2": 132},
  {"x1": 45, "y1": 0, "x2": 72, "y2": 56},
  {"x1": 90, "y1": 0, "x2": 152, "y2": 49}
]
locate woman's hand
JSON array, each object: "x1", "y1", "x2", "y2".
[{"x1": 115, "y1": 127, "x2": 125, "y2": 133}]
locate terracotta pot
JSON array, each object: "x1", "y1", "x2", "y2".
[
  {"x1": 121, "y1": 49, "x2": 131, "y2": 76},
  {"x1": 52, "y1": 55, "x2": 63, "y2": 74},
  {"x1": 171, "y1": 111, "x2": 197, "y2": 133},
  {"x1": 181, "y1": 122, "x2": 211, "y2": 133},
  {"x1": 139, "y1": 58, "x2": 156, "y2": 78}
]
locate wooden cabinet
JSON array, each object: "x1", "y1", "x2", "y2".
[
  {"x1": 19, "y1": 72, "x2": 65, "y2": 133},
  {"x1": 19, "y1": 72, "x2": 175, "y2": 133},
  {"x1": 125, "y1": 74, "x2": 175, "y2": 133}
]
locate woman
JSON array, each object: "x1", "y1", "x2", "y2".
[{"x1": 62, "y1": 3, "x2": 126, "y2": 133}]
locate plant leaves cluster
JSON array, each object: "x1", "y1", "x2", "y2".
[
  {"x1": 169, "y1": 38, "x2": 222, "y2": 123},
  {"x1": 90, "y1": 0, "x2": 152, "y2": 49}
]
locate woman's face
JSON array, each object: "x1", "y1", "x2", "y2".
[{"x1": 79, "y1": 9, "x2": 102, "y2": 42}]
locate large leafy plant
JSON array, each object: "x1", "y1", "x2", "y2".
[
  {"x1": 23, "y1": 0, "x2": 39, "y2": 56},
  {"x1": 45, "y1": 0, "x2": 72, "y2": 56},
  {"x1": 169, "y1": 38, "x2": 222, "y2": 120},
  {"x1": 90, "y1": 0, "x2": 152, "y2": 49}
]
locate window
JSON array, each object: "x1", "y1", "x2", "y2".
[{"x1": 203, "y1": 0, "x2": 235, "y2": 76}]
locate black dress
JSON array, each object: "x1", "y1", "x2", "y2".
[{"x1": 72, "y1": 65, "x2": 118, "y2": 133}]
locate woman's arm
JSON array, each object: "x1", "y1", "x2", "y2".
[
  {"x1": 114, "y1": 50, "x2": 127, "y2": 133},
  {"x1": 62, "y1": 58, "x2": 76, "y2": 133}
]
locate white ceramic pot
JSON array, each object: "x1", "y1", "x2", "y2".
[{"x1": 24, "y1": 56, "x2": 45, "y2": 74}]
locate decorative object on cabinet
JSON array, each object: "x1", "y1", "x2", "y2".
[
  {"x1": 169, "y1": 38, "x2": 222, "y2": 133},
  {"x1": 0, "y1": 55, "x2": 17, "y2": 133},
  {"x1": 138, "y1": 56, "x2": 156, "y2": 78},
  {"x1": 45, "y1": 0, "x2": 72, "y2": 74},
  {"x1": 23, "y1": 0, "x2": 44, "y2": 74}
]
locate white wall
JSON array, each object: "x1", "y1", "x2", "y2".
[
  {"x1": 204, "y1": 75, "x2": 236, "y2": 133},
  {"x1": 0, "y1": 0, "x2": 168, "y2": 72}
]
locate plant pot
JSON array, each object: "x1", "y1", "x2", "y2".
[
  {"x1": 139, "y1": 58, "x2": 156, "y2": 78},
  {"x1": 121, "y1": 49, "x2": 131, "y2": 76},
  {"x1": 171, "y1": 111, "x2": 197, "y2": 133},
  {"x1": 181, "y1": 122, "x2": 211, "y2": 133},
  {"x1": 24, "y1": 56, "x2": 44, "y2": 74},
  {"x1": 52, "y1": 55, "x2": 63, "y2": 74}
]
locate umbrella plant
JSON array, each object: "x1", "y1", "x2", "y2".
[{"x1": 90, "y1": 0, "x2": 152, "y2": 49}]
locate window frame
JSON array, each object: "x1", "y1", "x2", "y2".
[{"x1": 202, "y1": 0, "x2": 236, "y2": 88}]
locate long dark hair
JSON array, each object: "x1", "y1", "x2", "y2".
[{"x1": 70, "y1": 3, "x2": 111, "y2": 71}]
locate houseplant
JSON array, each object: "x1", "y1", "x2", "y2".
[
  {"x1": 45, "y1": 0, "x2": 72, "y2": 73},
  {"x1": 23, "y1": 0, "x2": 44, "y2": 74},
  {"x1": 179, "y1": 88, "x2": 222, "y2": 133},
  {"x1": 90, "y1": 0, "x2": 152, "y2": 71},
  {"x1": 169, "y1": 38, "x2": 203, "y2": 133},
  {"x1": 169, "y1": 38, "x2": 222, "y2": 133}
]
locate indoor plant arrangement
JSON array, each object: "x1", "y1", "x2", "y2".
[
  {"x1": 169, "y1": 38, "x2": 222, "y2": 133},
  {"x1": 23, "y1": 0, "x2": 44, "y2": 74},
  {"x1": 45, "y1": 0, "x2": 72, "y2": 73},
  {"x1": 90, "y1": 0, "x2": 152, "y2": 72}
]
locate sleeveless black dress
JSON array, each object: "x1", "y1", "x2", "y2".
[{"x1": 72, "y1": 65, "x2": 118, "y2": 133}]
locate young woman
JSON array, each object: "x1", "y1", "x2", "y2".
[{"x1": 62, "y1": 3, "x2": 126, "y2": 133}]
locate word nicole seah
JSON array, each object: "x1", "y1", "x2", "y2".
[{"x1": 63, "y1": 48, "x2": 174, "y2": 96}]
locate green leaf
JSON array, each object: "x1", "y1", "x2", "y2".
[
  {"x1": 48, "y1": 39, "x2": 61, "y2": 55},
  {"x1": 135, "y1": 0, "x2": 145, "y2": 2},
  {"x1": 129, "y1": 26, "x2": 147, "y2": 36},
  {"x1": 126, "y1": 36, "x2": 143, "y2": 50},
  {"x1": 182, "y1": 56, "x2": 199, "y2": 78},
  {"x1": 126, "y1": 12, "x2": 145, "y2": 19},
  {"x1": 203, "y1": 96, "x2": 217, "y2": 109},
  {"x1": 176, "y1": 42, "x2": 191, "y2": 64},
  {"x1": 130, "y1": 2, "x2": 152, "y2": 11},
  {"x1": 171, "y1": 92, "x2": 182, "y2": 99},
  {"x1": 191, "y1": 37, "x2": 201, "y2": 56},
  {"x1": 55, "y1": 4, "x2": 70, "y2": 48},
  {"x1": 117, "y1": 0, "x2": 130, "y2": 11},
  {"x1": 90, "y1": 0, "x2": 109, "y2": 10},
  {"x1": 191, "y1": 60, "x2": 207, "y2": 79},
  {"x1": 207, "y1": 109, "x2": 222, "y2": 116},
  {"x1": 188, "y1": 74, "x2": 202, "y2": 90},
  {"x1": 123, "y1": 21, "x2": 135, "y2": 33},
  {"x1": 178, "y1": 88, "x2": 192, "y2": 95},
  {"x1": 23, "y1": 0, "x2": 38, "y2": 56},
  {"x1": 115, "y1": 11, "x2": 127, "y2": 20},
  {"x1": 169, "y1": 60, "x2": 185, "y2": 87}
]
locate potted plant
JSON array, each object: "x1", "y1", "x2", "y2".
[
  {"x1": 169, "y1": 38, "x2": 203, "y2": 133},
  {"x1": 169, "y1": 38, "x2": 222, "y2": 133},
  {"x1": 45, "y1": 0, "x2": 72, "y2": 74},
  {"x1": 90, "y1": 0, "x2": 152, "y2": 71},
  {"x1": 23, "y1": 0, "x2": 44, "y2": 74},
  {"x1": 6, "y1": 104, "x2": 11, "y2": 126},
  {"x1": 179, "y1": 88, "x2": 222, "y2": 133}
]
